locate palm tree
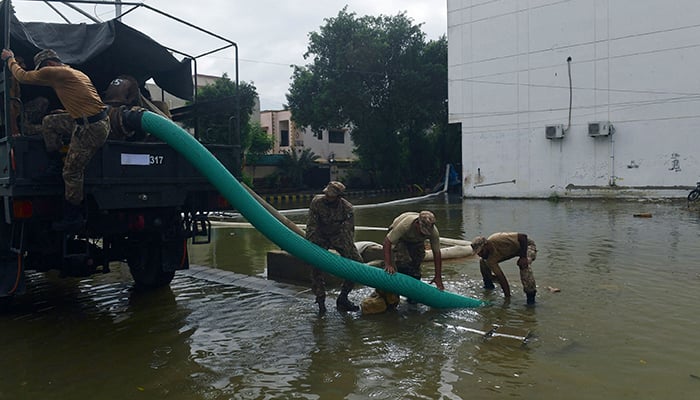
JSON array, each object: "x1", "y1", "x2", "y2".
[{"x1": 280, "y1": 148, "x2": 319, "y2": 188}]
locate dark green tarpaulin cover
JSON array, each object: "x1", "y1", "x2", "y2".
[{"x1": 1, "y1": 2, "x2": 193, "y2": 100}]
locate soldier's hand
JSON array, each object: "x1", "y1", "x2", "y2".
[
  {"x1": 517, "y1": 256, "x2": 529, "y2": 269},
  {"x1": 430, "y1": 277, "x2": 445, "y2": 291},
  {"x1": 1, "y1": 49, "x2": 14, "y2": 61}
]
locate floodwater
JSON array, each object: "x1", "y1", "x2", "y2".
[{"x1": 2, "y1": 196, "x2": 700, "y2": 399}]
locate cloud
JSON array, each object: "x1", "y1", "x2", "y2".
[{"x1": 12, "y1": 0, "x2": 446, "y2": 110}]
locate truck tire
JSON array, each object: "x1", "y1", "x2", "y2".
[{"x1": 127, "y1": 242, "x2": 175, "y2": 289}]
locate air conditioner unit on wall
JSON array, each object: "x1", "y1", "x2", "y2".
[
  {"x1": 588, "y1": 121, "x2": 614, "y2": 137},
  {"x1": 545, "y1": 124, "x2": 565, "y2": 139}
]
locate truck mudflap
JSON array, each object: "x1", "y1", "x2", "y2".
[
  {"x1": 184, "y1": 212, "x2": 212, "y2": 245},
  {"x1": 0, "y1": 255, "x2": 25, "y2": 297}
]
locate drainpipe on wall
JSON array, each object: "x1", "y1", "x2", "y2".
[
  {"x1": 566, "y1": 57, "x2": 573, "y2": 133},
  {"x1": 609, "y1": 127, "x2": 616, "y2": 186}
]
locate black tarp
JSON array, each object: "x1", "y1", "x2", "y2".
[{"x1": 1, "y1": 2, "x2": 193, "y2": 101}]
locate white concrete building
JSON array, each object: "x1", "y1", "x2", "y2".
[{"x1": 447, "y1": 0, "x2": 700, "y2": 198}]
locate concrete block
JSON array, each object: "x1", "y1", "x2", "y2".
[{"x1": 266, "y1": 250, "x2": 342, "y2": 286}]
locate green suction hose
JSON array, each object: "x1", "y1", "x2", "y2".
[{"x1": 140, "y1": 111, "x2": 487, "y2": 308}]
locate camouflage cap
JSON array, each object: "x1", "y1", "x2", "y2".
[
  {"x1": 470, "y1": 236, "x2": 488, "y2": 254},
  {"x1": 417, "y1": 210, "x2": 436, "y2": 235},
  {"x1": 323, "y1": 181, "x2": 346, "y2": 197},
  {"x1": 33, "y1": 49, "x2": 61, "y2": 70}
]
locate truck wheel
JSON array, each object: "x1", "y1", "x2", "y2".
[{"x1": 127, "y1": 244, "x2": 175, "y2": 289}]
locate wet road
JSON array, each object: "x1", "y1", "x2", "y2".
[{"x1": 2, "y1": 196, "x2": 700, "y2": 399}]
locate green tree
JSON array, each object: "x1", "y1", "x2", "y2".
[
  {"x1": 287, "y1": 8, "x2": 449, "y2": 187},
  {"x1": 245, "y1": 122, "x2": 275, "y2": 180},
  {"x1": 183, "y1": 74, "x2": 258, "y2": 146},
  {"x1": 279, "y1": 148, "x2": 320, "y2": 188}
]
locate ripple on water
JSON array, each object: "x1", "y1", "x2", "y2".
[{"x1": 4, "y1": 200, "x2": 700, "y2": 399}]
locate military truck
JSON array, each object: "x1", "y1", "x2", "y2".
[{"x1": 0, "y1": 0, "x2": 241, "y2": 300}]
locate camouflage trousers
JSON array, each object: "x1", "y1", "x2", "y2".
[
  {"x1": 480, "y1": 240, "x2": 537, "y2": 295},
  {"x1": 309, "y1": 234, "x2": 362, "y2": 301},
  {"x1": 41, "y1": 112, "x2": 76, "y2": 151},
  {"x1": 392, "y1": 240, "x2": 426, "y2": 280},
  {"x1": 54, "y1": 118, "x2": 110, "y2": 205},
  {"x1": 375, "y1": 240, "x2": 427, "y2": 304}
]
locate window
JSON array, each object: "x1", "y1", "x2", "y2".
[
  {"x1": 329, "y1": 130, "x2": 345, "y2": 144},
  {"x1": 280, "y1": 129, "x2": 289, "y2": 147}
]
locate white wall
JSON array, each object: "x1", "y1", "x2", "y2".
[{"x1": 448, "y1": 0, "x2": 700, "y2": 198}]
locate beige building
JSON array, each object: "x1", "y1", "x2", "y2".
[
  {"x1": 259, "y1": 109, "x2": 359, "y2": 184},
  {"x1": 259, "y1": 110, "x2": 355, "y2": 160},
  {"x1": 145, "y1": 77, "x2": 361, "y2": 185}
]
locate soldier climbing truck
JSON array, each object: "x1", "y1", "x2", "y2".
[{"x1": 0, "y1": 0, "x2": 241, "y2": 301}]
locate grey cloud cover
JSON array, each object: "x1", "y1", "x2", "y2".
[{"x1": 13, "y1": 0, "x2": 446, "y2": 110}]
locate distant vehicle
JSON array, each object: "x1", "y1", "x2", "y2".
[
  {"x1": 688, "y1": 181, "x2": 700, "y2": 202},
  {"x1": 0, "y1": 0, "x2": 241, "y2": 301}
]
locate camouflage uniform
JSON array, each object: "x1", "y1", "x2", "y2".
[
  {"x1": 41, "y1": 112, "x2": 76, "y2": 151},
  {"x1": 63, "y1": 118, "x2": 110, "y2": 204},
  {"x1": 306, "y1": 183, "x2": 362, "y2": 310},
  {"x1": 19, "y1": 96, "x2": 50, "y2": 136},
  {"x1": 6, "y1": 49, "x2": 109, "y2": 207},
  {"x1": 386, "y1": 211, "x2": 441, "y2": 280},
  {"x1": 472, "y1": 232, "x2": 538, "y2": 301},
  {"x1": 392, "y1": 239, "x2": 427, "y2": 279}
]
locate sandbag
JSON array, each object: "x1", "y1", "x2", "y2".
[{"x1": 361, "y1": 289, "x2": 400, "y2": 315}]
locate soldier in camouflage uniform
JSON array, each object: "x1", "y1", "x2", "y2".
[
  {"x1": 306, "y1": 181, "x2": 363, "y2": 314},
  {"x1": 470, "y1": 233, "x2": 538, "y2": 305},
  {"x1": 2, "y1": 48, "x2": 110, "y2": 232},
  {"x1": 103, "y1": 75, "x2": 142, "y2": 140},
  {"x1": 382, "y1": 211, "x2": 444, "y2": 305}
]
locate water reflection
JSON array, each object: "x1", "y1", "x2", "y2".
[
  {"x1": 188, "y1": 227, "x2": 280, "y2": 277},
  {"x1": 0, "y1": 269, "x2": 209, "y2": 399},
  {"x1": 3, "y1": 198, "x2": 700, "y2": 399}
]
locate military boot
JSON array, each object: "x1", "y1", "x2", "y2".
[
  {"x1": 526, "y1": 291, "x2": 537, "y2": 306},
  {"x1": 316, "y1": 295, "x2": 327, "y2": 315},
  {"x1": 336, "y1": 290, "x2": 359, "y2": 312},
  {"x1": 52, "y1": 201, "x2": 85, "y2": 233}
]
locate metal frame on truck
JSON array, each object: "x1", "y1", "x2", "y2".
[{"x1": 0, "y1": 0, "x2": 241, "y2": 299}]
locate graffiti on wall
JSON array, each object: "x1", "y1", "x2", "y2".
[{"x1": 669, "y1": 153, "x2": 681, "y2": 172}]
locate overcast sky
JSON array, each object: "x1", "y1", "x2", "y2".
[{"x1": 12, "y1": 0, "x2": 447, "y2": 110}]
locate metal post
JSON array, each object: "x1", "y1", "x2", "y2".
[{"x1": 116, "y1": 0, "x2": 122, "y2": 21}]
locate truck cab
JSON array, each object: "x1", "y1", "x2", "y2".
[{"x1": 0, "y1": 0, "x2": 241, "y2": 300}]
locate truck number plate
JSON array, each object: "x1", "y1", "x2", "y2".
[{"x1": 121, "y1": 154, "x2": 165, "y2": 166}]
